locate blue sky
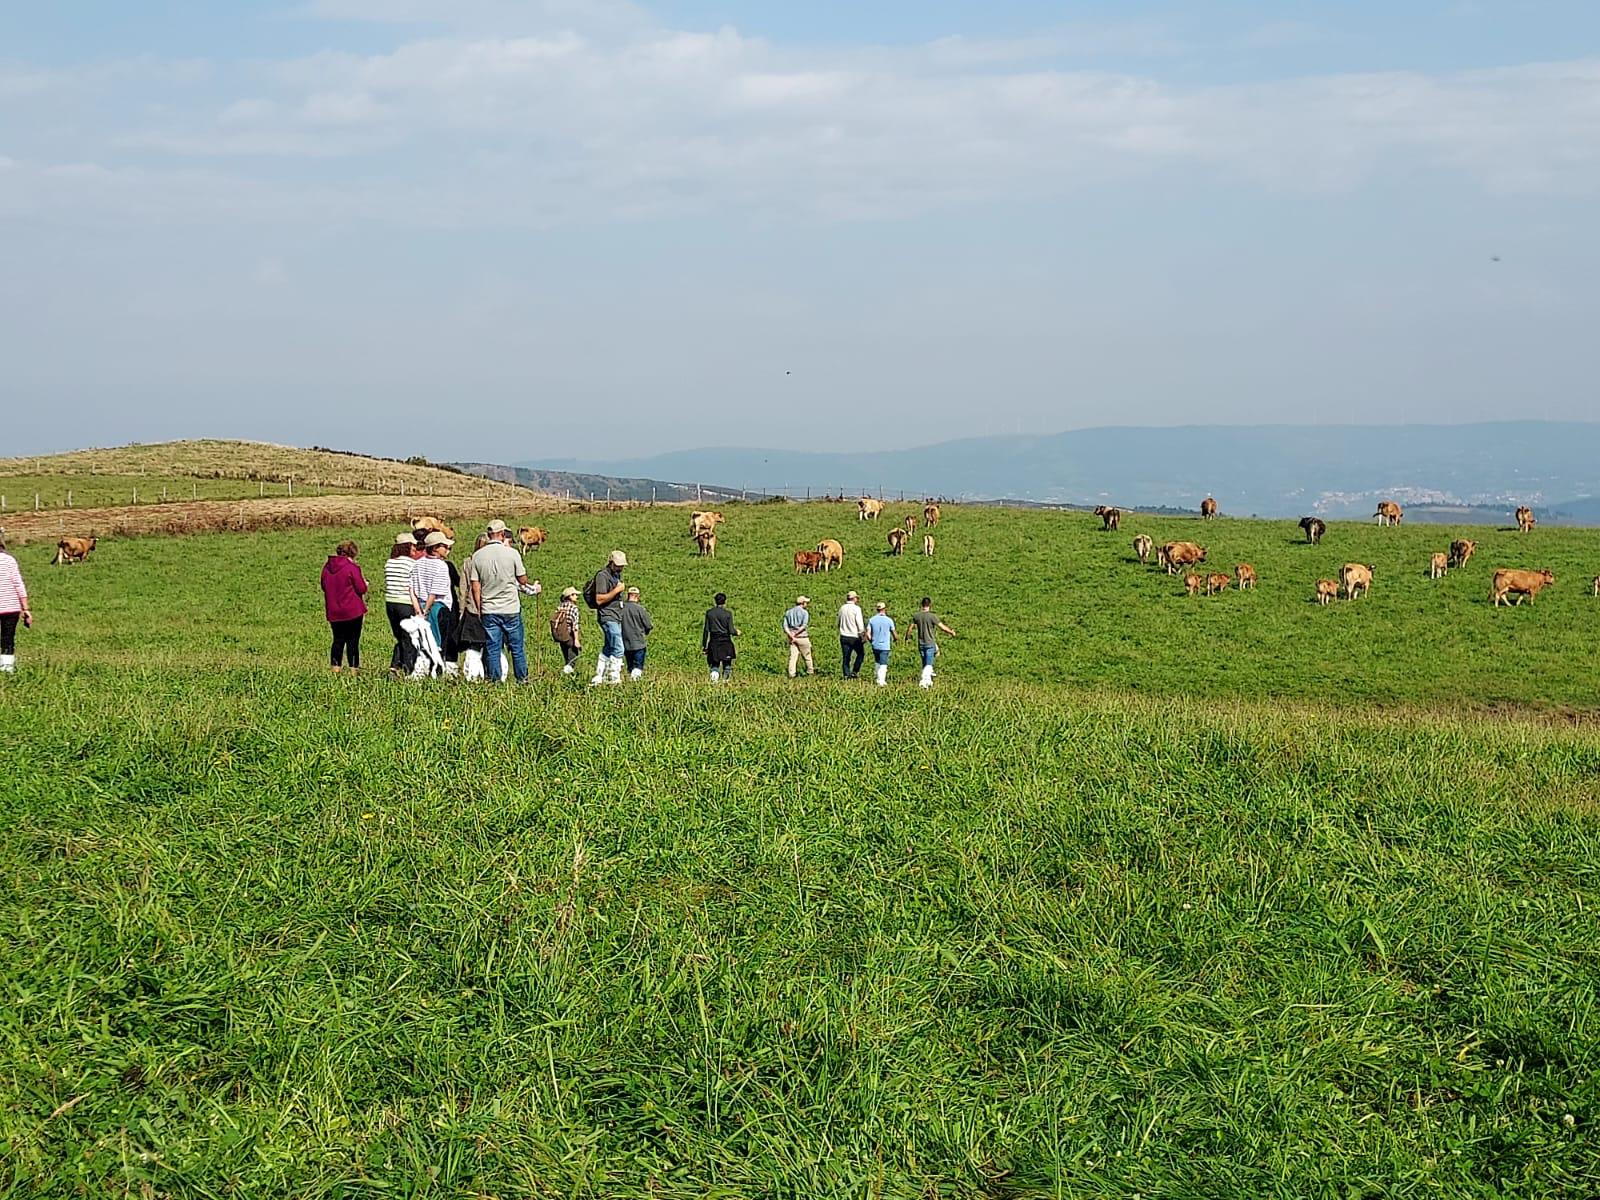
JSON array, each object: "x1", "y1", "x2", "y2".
[{"x1": 4, "y1": 1, "x2": 1599, "y2": 461}]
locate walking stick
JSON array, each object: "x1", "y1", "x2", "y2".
[{"x1": 533, "y1": 586, "x2": 542, "y2": 678}]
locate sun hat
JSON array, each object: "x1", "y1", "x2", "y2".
[
  {"x1": 560, "y1": 586, "x2": 579, "y2": 600},
  {"x1": 423, "y1": 530, "x2": 454, "y2": 548},
  {"x1": 394, "y1": 531, "x2": 418, "y2": 547},
  {"x1": 608, "y1": 550, "x2": 628, "y2": 567},
  {"x1": 486, "y1": 519, "x2": 508, "y2": 534},
  {"x1": 797, "y1": 595, "x2": 810, "y2": 604}
]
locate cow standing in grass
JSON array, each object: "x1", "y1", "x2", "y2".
[
  {"x1": 1299, "y1": 517, "x2": 1325, "y2": 544},
  {"x1": 1515, "y1": 506, "x2": 1536, "y2": 533},
  {"x1": 1491, "y1": 568, "x2": 1554, "y2": 606},
  {"x1": 1235, "y1": 563, "x2": 1257, "y2": 590},
  {"x1": 1341, "y1": 563, "x2": 1374, "y2": 600},
  {"x1": 858, "y1": 498, "x2": 883, "y2": 521},
  {"x1": 1429, "y1": 552, "x2": 1449, "y2": 579},
  {"x1": 1094, "y1": 506, "x2": 1122, "y2": 531},
  {"x1": 816, "y1": 539, "x2": 843, "y2": 571},
  {"x1": 1133, "y1": 534, "x2": 1153, "y2": 564},
  {"x1": 1314, "y1": 579, "x2": 1339, "y2": 605},
  {"x1": 51, "y1": 535, "x2": 97, "y2": 565},
  {"x1": 1449, "y1": 539, "x2": 1477, "y2": 568},
  {"x1": 1373, "y1": 501, "x2": 1403, "y2": 526},
  {"x1": 1200, "y1": 496, "x2": 1218, "y2": 520}
]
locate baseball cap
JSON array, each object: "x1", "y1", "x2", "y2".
[
  {"x1": 627, "y1": 585, "x2": 640, "y2": 595},
  {"x1": 846, "y1": 590, "x2": 858, "y2": 600},
  {"x1": 423, "y1": 531, "x2": 454, "y2": 548},
  {"x1": 797, "y1": 595, "x2": 810, "y2": 604},
  {"x1": 875, "y1": 601, "x2": 887, "y2": 610},
  {"x1": 608, "y1": 550, "x2": 628, "y2": 567},
  {"x1": 486, "y1": 519, "x2": 508, "y2": 534},
  {"x1": 395, "y1": 531, "x2": 418, "y2": 547}
]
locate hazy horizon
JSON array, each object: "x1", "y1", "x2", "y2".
[{"x1": 6, "y1": 2, "x2": 1600, "y2": 461}]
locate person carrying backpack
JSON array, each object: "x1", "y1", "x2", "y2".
[
  {"x1": 550, "y1": 586, "x2": 583, "y2": 674},
  {"x1": 585, "y1": 550, "x2": 628, "y2": 685}
]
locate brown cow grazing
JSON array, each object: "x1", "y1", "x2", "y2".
[
  {"x1": 903, "y1": 513, "x2": 918, "y2": 534},
  {"x1": 1206, "y1": 572, "x2": 1232, "y2": 596},
  {"x1": 689, "y1": 510, "x2": 724, "y2": 537},
  {"x1": 1200, "y1": 496, "x2": 1218, "y2": 520},
  {"x1": 1299, "y1": 516, "x2": 1326, "y2": 544},
  {"x1": 1491, "y1": 568, "x2": 1554, "y2": 606},
  {"x1": 794, "y1": 550, "x2": 823, "y2": 573},
  {"x1": 1160, "y1": 541, "x2": 1207, "y2": 574},
  {"x1": 517, "y1": 526, "x2": 547, "y2": 552},
  {"x1": 1340, "y1": 562, "x2": 1374, "y2": 600},
  {"x1": 1449, "y1": 539, "x2": 1477, "y2": 568},
  {"x1": 887, "y1": 527, "x2": 907, "y2": 555},
  {"x1": 923, "y1": 503, "x2": 941, "y2": 527},
  {"x1": 411, "y1": 516, "x2": 455, "y2": 540},
  {"x1": 1235, "y1": 563, "x2": 1257, "y2": 590},
  {"x1": 858, "y1": 497, "x2": 883, "y2": 521},
  {"x1": 1183, "y1": 573, "x2": 1203, "y2": 596},
  {"x1": 694, "y1": 529, "x2": 717, "y2": 558},
  {"x1": 1428, "y1": 552, "x2": 1448, "y2": 579},
  {"x1": 1515, "y1": 506, "x2": 1536, "y2": 533},
  {"x1": 1093, "y1": 505, "x2": 1122, "y2": 531},
  {"x1": 51, "y1": 535, "x2": 97, "y2": 565},
  {"x1": 816, "y1": 539, "x2": 844, "y2": 571},
  {"x1": 1133, "y1": 534, "x2": 1153, "y2": 564},
  {"x1": 922, "y1": 533, "x2": 935, "y2": 557},
  {"x1": 1373, "y1": 501, "x2": 1403, "y2": 527},
  {"x1": 1314, "y1": 578, "x2": 1339, "y2": 605}
]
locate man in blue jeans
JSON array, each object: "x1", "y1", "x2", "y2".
[
  {"x1": 589, "y1": 549, "x2": 628, "y2": 685},
  {"x1": 470, "y1": 520, "x2": 537, "y2": 683},
  {"x1": 911, "y1": 596, "x2": 957, "y2": 688},
  {"x1": 866, "y1": 601, "x2": 898, "y2": 687}
]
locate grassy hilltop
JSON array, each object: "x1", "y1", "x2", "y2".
[{"x1": 3, "y1": 501, "x2": 1599, "y2": 1196}]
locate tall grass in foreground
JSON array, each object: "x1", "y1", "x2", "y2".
[{"x1": 2, "y1": 670, "x2": 1596, "y2": 1196}]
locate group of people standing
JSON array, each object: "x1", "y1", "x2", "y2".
[{"x1": 317, "y1": 520, "x2": 955, "y2": 686}]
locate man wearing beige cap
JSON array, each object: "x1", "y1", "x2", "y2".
[
  {"x1": 782, "y1": 595, "x2": 815, "y2": 677},
  {"x1": 471, "y1": 519, "x2": 535, "y2": 683},
  {"x1": 837, "y1": 590, "x2": 866, "y2": 679},
  {"x1": 586, "y1": 549, "x2": 628, "y2": 684}
]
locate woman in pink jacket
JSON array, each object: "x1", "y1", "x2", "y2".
[
  {"x1": 0, "y1": 532, "x2": 31, "y2": 673},
  {"x1": 319, "y1": 540, "x2": 369, "y2": 672}
]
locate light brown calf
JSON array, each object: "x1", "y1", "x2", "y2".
[
  {"x1": 1206, "y1": 572, "x2": 1232, "y2": 596},
  {"x1": 1449, "y1": 539, "x2": 1477, "y2": 568},
  {"x1": 922, "y1": 534, "x2": 935, "y2": 557},
  {"x1": 52, "y1": 535, "x2": 97, "y2": 565},
  {"x1": 1133, "y1": 534, "x2": 1153, "y2": 564},
  {"x1": 887, "y1": 527, "x2": 907, "y2": 555},
  {"x1": 1428, "y1": 552, "x2": 1448, "y2": 579},
  {"x1": 1235, "y1": 563, "x2": 1257, "y2": 590},
  {"x1": 858, "y1": 498, "x2": 883, "y2": 521},
  {"x1": 1340, "y1": 563, "x2": 1374, "y2": 600},
  {"x1": 923, "y1": 503, "x2": 941, "y2": 527},
  {"x1": 517, "y1": 526, "x2": 546, "y2": 552},
  {"x1": 694, "y1": 529, "x2": 717, "y2": 558},
  {"x1": 794, "y1": 550, "x2": 823, "y2": 573},
  {"x1": 1183, "y1": 573, "x2": 1203, "y2": 596},
  {"x1": 1314, "y1": 579, "x2": 1339, "y2": 605}
]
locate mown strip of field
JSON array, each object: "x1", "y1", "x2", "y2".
[{"x1": 1, "y1": 673, "x2": 1596, "y2": 1196}]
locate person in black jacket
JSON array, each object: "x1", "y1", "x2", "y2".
[{"x1": 701, "y1": 592, "x2": 739, "y2": 682}]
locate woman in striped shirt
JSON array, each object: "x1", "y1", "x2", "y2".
[
  {"x1": 384, "y1": 531, "x2": 425, "y2": 677},
  {"x1": 0, "y1": 533, "x2": 31, "y2": 673},
  {"x1": 410, "y1": 531, "x2": 455, "y2": 653}
]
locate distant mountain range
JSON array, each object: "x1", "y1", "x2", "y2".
[{"x1": 511, "y1": 421, "x2": 1600, "y2": 522}]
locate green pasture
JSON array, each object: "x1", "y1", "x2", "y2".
[
  {"x1": 3, "y1": 505, "x2": 1599, "y2": 1195},
  {"x1": 13, "y1": 503, "x2": 1600, "y2": 708}
]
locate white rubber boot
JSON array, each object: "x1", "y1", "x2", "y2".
[
  {"x1": 629, "y1": 667, "x2": 643, "y2": 680},
  {"x1": 710, "y1": 669, "x2": 720, "y2": 683},
  {"x1": 919, "y1": 665, "x2": 934, "y2": 688},
  {"x1": 562, "y1": 661, "x2": 576, "y2": 675},
  {"x1": 606, "y1": 655, "x2": 623, "y2": 684},
  {"x1": 590, "y1": 651, "x2": 607, "y2": 685},
  {"x1": 0, "y1": 654, "x2": 13, "y2": 673},
  {"x1": 874, "y1": 664, "x2": 888, "y2": 686}
]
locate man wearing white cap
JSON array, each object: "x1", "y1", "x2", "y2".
[
  {"x1": 471, "y1": 519, "x2": 536, "y2": 683},
  {"x1": 782, "y1": 595, "x2": 815, "y2": 677},
  {"x1": 587, "y1": 549, "x2": 628, "y2": 684},
  {"x1": 837, "y1": 590, "x2": 866, "y2": 679},
  {"x1": 866, "y1": 601, "x2": 898, "y2": 687}
]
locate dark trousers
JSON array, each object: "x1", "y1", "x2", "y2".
[
  {"x1": 0, "y1": 611, "x2": 17, "y2": 655},
  {"x1": 560, "y1": 641, "x2": 581, "y2": 668},
  {"x1": 330, "y1": 617, "x2": 362, "y2": 668},
  {"x1": 840, "y1": 636, "x2": 865, "y2": 678},
  {"x1": 387, "y1": 602, "x2": 417, "y2": 673}
]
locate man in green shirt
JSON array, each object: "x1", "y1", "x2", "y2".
[{"x1": 911, "y1": 596, "x2": 957, "y2": 689}]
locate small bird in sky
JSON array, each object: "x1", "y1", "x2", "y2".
[{"x1": 1490, "y1": 255, "x2": 1501, "y2": 262}]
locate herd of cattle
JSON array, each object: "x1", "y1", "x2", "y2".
[{"x1": 35, "y1": 497, "x2": 1593, "y2": 605}]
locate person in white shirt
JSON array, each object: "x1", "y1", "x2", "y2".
[{"x1": 837, "y1": 590, "x2": 866, "y2": 679}]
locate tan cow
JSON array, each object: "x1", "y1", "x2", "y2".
[
  {"x1": 1200, "y1": 496, "x2": 1218, "y2": 520},
  {"x1": 794, "y1": 550, "x2": 824, "y2": 573},
  {"x1": 1206, "y1": 572, "x2": 1232, "y2": 596},
  {"x1": 1515, "y1": 506, "x2": 1536, "y2": 533},
  {"x1": 1340, "y1": 562, "x2": 1374, "y2": 600},
  {"x1": 689, "y1": 510, "x2": 724, "y2": 537},
  {"x1": 517, "y1": 526, "x2": 547, "y2": 552},
  {"x1": 1133, "y1": 534, "x2": 1153, "y2": 564},
  {"x1": 1183, "y1": 572, "x2": 1203, "y2": 596},
  {"x1": 411, "y1": 516, "x2": 455, "y2": 540},
  {"x1": 1093, "y1": 505, "x2": 1122, "y2": 531},
  {"x1": 1449, "y1": 538, "x2": 1477, "y2": 568},
  {"x1": 887, "y1": 527, "x2": 907, "y2": 556},
  {"x1": 903, "y1": 513, "x2": 918, "y2": 534},
  {"x1": 922, "y1": 534, "x2": 935, "y2": 557},
  {"x1": 1235, "y1": 563, "x2": 1257, "y2": 590},
  {"x1": 1314, "y1": 578, "x2": 1339, "y2": 606},
  {"x1": 1373, "y1": 501, "x2": 1403, "y2": 527},
  {"x1": 1160, "y1": 541, "x2": 1207, "y2": 575},
  {"x1": 51, "y1": 535, "x2": 97, "y2": 565},
  {"x1": 816, "y1": 539, "x2": 844, "y2": 571},
  {"x1": 1491, "y1": 568, "x2": 1554, "y2": 607},
  {"x1": 858, "y1": 498, "x2": 883, "y2": 521},
  {"x1": 1429, "y1": 552, "x2": 1448, "y2": 579},
  {"x1": 923, "y1": 503, "x2": 941, "y2": 527},
  {"x1": 694, "y1": 529, "x2": 717, "y2": 558}
]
